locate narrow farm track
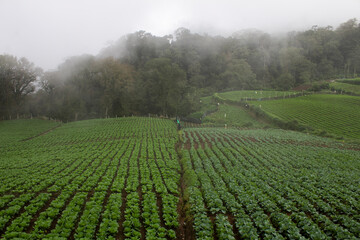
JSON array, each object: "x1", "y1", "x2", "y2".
[{"x1": 21, "y1": 124, "x2": 62, "y2": 142}]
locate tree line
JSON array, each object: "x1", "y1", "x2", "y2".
[{"x1": 1, "y1": 18, "x2": 359, "y2": 121}]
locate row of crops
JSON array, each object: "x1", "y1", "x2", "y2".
[
  {"x1": 203, "y1": 89, "x2": 360, "y2": 140},
  {"x1": 251, "y1": 94, "x2": 360, "y2": 139},
  {"x1": 1, "y1": 118, "x2": 360, "y2": 239},
  {"x1": 330, "y1": 78, "x2": 360, "y2": 95},
  {"x1": 181, "y1": 128, "x2": 360, "y2": 239},
  {"x1": 216, "y1": 91, "x2": 301, "y2": 101},
  {"x1": 0, "y1": 119, "x2": 59, "y2": 146},
  {"x1": 0, "y1": 118, "x2": 181, "y2": 239}
]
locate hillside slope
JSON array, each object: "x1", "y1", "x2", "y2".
[{"x1": 251, "y1": 94, "x2": 360, "y2": 139}]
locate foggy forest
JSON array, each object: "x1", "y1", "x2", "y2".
[{"x1": 1, "y1": 18, "x2": 359, "y2": 121}]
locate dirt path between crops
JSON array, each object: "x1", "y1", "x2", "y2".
[
  {"x1": 176, "y1": 139, "x2": 195, "y2": 240},
  {"x1": 21, "y1": 124, "x2": 62, "y2": 141}
]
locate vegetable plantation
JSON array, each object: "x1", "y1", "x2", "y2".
[
  {"x1": 216, "y1": 91, "x2": 300, "y2": 101},
  {"x1": 251, "y1": 94, "x2": 360, "y2": 139},
  {"x1": 330, "y1": 82, "x2": 360, "y2": 95},
  {"x1": 0, "y1": 118, "x2": 360, "y2": 239},
  {"x1": 181, "y1": 128, "x2": 360, "y2": 239},
  {"x1": 0, "y1": 119, "x2": 59, "y2": 146},
  {"x1": 202, "y1": 104, "x2": 265, "y2": 128},
  {"x1": 0, "y1": 118, "x2": 180, "y2": 239}
]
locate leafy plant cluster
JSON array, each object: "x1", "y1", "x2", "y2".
[
  {"x1": 0, "y1": 119, "x2": 59, "y2": 146},
  {"x1": 330, "y1": 80, "x2": 360, "y2": 95},
  {"x1": 182, "y1": 127, "x2": 360, "y2": 239},
  {"x1": 250, "y1": 94, "x2": 360, "y2": 139},
  {"x1": 216, "y1": 90, "x2": 300, "y2": 102},
  {"x1": 0, "y1": 117, "x2": 180, "y2": 239}
]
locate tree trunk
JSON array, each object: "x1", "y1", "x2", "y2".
[
  {"x1": 344, "y1": 64, "x2": 346, "y2": 78},
  {"x1": 354, "y1": 66, "x2": 356, "y2": 78}
]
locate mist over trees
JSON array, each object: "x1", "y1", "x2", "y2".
[
  {"x1": 1, "y1": 18, "x2": 359, "y2": 121},
  {"x1": 0, "y1": 55, "x2": 42, "y2": 119}
]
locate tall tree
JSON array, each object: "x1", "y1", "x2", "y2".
[
  {"x1": 95, "y1": 57, "x2": 136, "y2": 117},
  {"x1": 336, "y1": 18, "x2": 360, "y2": 77},
  {"x1": 219, "y1": 59, "x2": 257, "y2": 90},
  {"x1": 140, "y1": 58, "x2": 188, "y2": 116},
  {"x1": 0, "y1": 55, "x2": 42, "y2": 119},
  {"x1": 279, "y1": 47, "x2": 315, "y2": 86}
]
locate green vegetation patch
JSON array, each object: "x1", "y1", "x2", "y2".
[
  {"x1": 0, "y1": 117, "x2": 180, "y2": 239},
  {"x1": 251, "y1": 94, "x2": 360, "y2": 139},
  {"x1": 1, "y1": 117, "x2": 360, "y2": 239},
  {"x1": 0, "y1": 119, "x2": 59, "y2": 146},
  {"x1": 217, "y1": 90, "x2": 299, "y2": 102},
  {"x1": 203, "y1": 104, "x2": 265, "y2": 128},
  {"x1": 337, "y1": 78, "x2": 360, "y2": 85},
  {"x1": 187, "y1": 96, "x2": 217, "y2": 120},
  {"x1": 182, "y1": 127, "x2": 360, "y2": 239},
  {"x1": 330, "y1": 82, "x2": 360, "y2": 95}
]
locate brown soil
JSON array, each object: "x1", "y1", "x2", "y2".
[
  {"x1": 47, "y1": 191, "x2": 77, "y2": 233},
  {"x1": 68, "y1": 190, "x2": 94, "y2": 239},
  {"x1": 176, "y1": 136, "x2": 195, "y2": 240},
  {"x1": 94, "y1": 141, "x2": 129, "y2": 238},
  {"x1": 136, "y1": 141, "x2": 146, "y2": 240},
  {"x1": 117, "y1": 188, "x2": 127, "y2": 240},
  {"x1": 227, "y1": 213, "x2": 241, "y2": 240},
  {"x1": 26, "y1": 192, "x2": 60, "y2": 233},
  {"x1": 116, "y1": 142, "x2": 135, "y2": 240},
  {"x1": 0, "y1": 193, "x2": 38, "y2": 236}
]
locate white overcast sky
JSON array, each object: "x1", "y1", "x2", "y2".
[{"x1": 0, "y1": 0, "x2": 359, "y2": 71}]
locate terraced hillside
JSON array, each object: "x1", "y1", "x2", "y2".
[
  {"x1": 250, "y1": 94, "x2": 360, "y2": 139},
  {"x1": 203, "y1": 104, "x2": 265, "y2": 128},
  {"x1": 330, "y1": 79, "x2": 360, "y2": 95},
  {"x1": 216, "y1": 90, "x2": 300, "y2": 101},
  {"x1": 0, "y1": 119, "x2": 60, "y2": 146}
]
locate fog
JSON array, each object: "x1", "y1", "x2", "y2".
[{"x1": 1, "y1": 0, "x2": 359, "y2": 71}]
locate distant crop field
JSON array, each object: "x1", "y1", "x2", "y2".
[
  {"x1": 251, "y1": 94, "x2": 360, "y2": 139},
  {"x1": 203, "y1": 104, "x2": 265, "y2": 128},
  {"x1": 0, "y1": 119, "x2": 59, "y2": 145},
  {"x1": 217, "y1": 90, "x2": 299, "y2": 102},
  {"x1": 330, "y1": 82, "x2": 360, "y2": 95},
  {"x1": 1, "y1": 118, "x2": 360, "y2": 239},
  {"x1": 337, "y1": 78, "x2": 360, "y2": 85},
  {"x1": 188, "y1": 96, "x2": 218, "y2": 120}
]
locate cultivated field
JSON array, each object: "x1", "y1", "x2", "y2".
[
  {"x1": 216, "y1": 91, "x2": 300, "y2": 101},
  {"x1": 0, "y1": 118, "x2": 360, "y2": 239},
  {"x1": 250, "y1": 94, "x2": 360, "y2": 139},
  {"x1": 203, "y1": 104, "x2": 265, "y2": 128},
  {"x1": 181, "y1": 128, "x2": 360, "y2": 239},
  {"x1": 330, "y1": 82, "x2": 360, "y2": 95},
  {"x1": 0, "y1": 118, "x2": 180, "y2": 239},
  {"x1": 0, "y1": 119, "x2": 59, "y2": 146}
]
